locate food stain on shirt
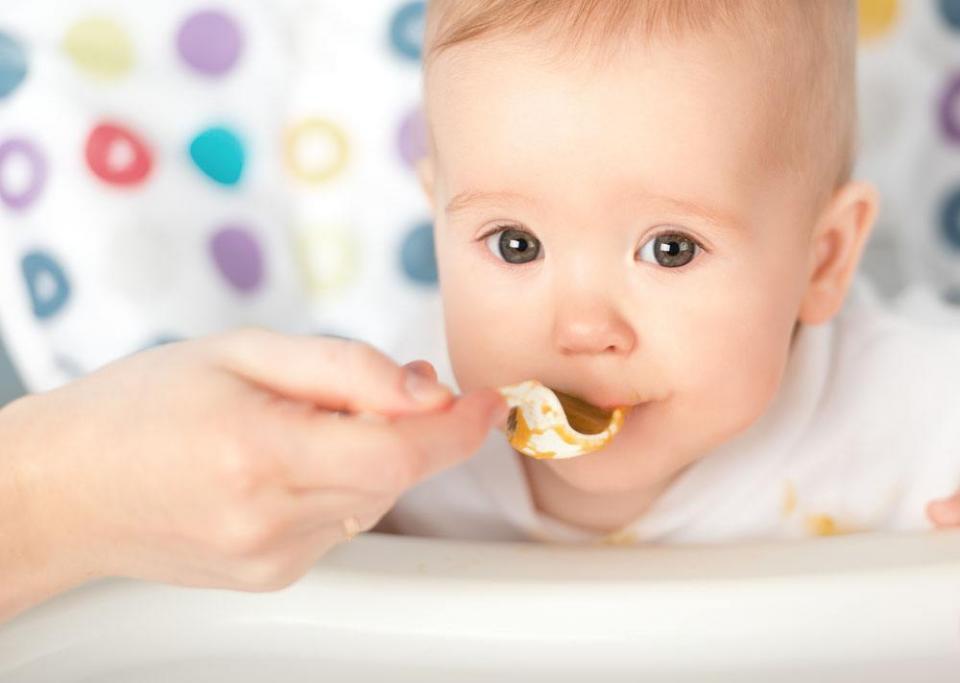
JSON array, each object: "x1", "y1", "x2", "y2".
[
  {"x1": 782, "y1": 481, "x2": 856, "y2": 536},
  {"x1": 806, "y1": 513, "x2": 854, "y2": 537},
  {"x1": 782, "y1": 481, "x2": 798, "y2": 517}
]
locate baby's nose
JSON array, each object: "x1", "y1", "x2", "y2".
[{"x1": 552, "y1": 301, "x2": 636, "y2": 356}]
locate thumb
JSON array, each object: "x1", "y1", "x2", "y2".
[
  {"x1": 927, "y1": 494, "x2": 960, "y2": 528},
  {"x1": 213, "y1": 328, "x2": 453, "y2": 416}
]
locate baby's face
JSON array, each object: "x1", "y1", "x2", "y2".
[{"x1": 422, "y1": 31, "x2": 823, "y2": 493}]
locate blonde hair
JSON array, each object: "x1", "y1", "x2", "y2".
[{"x1": 424, "y1": 0, "x2": 858, "y2": 206}]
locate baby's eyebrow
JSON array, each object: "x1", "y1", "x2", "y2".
[
  {"x1": 445, "y1": 190, "x2": 533, "y2": 217},
  {"x1": 445, "y1": 188, "x2": 743, "y2": 232},
  {"x1": 641, "y1": 193, "x2": 743, "y2": 233}
]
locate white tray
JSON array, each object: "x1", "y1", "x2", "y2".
[{"x1": 3, "y1": 530, "x2": 960, "y2": 682}]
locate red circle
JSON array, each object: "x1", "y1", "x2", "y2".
[{"x1": 85, "y1": 122, "x2": 152, "y2": 186}]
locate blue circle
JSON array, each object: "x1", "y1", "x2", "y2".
[
  {"x1": 189, "y1": 126, "x2": 245, "y2": 186},
  {"x1": 400, "y1": 222, "x2": 437, "y2": 285},
  {"x1": 126, "y1": 334, "x2": 185, "y2": 357},
  {"x1": 939, "y1": 188, "x2": 960, "y2": 252},
  {"x1": 389, "y1": 1, "x2": 426, "y2": 61},
  {"x1": 314, "y1": 330, "x2": 354, "y2": 341},
  {"x1": 54, "y1": 354, "x2": 84, "y2": 379},
  {"x1": 939, "y1": 0, "x2": 960, "y2": 30},
  {"x1": 147, "y1": 334, "x2": 184, "y2": 348},
  {"x1": 21, "y1": 250, "x2": 71, "y2": 320},
  {"x1": 0, "y1": 32, "x2": 27, "y2": 98}
]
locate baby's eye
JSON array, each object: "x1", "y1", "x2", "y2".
[
  {"x1": 485, "y1": 227, "x2": 542, "y2": 265},
  {"x1": 636, "y1": 231, "x2": 701, "y2": 269}
]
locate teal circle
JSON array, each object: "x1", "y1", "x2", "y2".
[
  {"x1": 21, "y1": 250, "x2": 71, "y2": 320},
  {"x1": 0, "y1": 32, "x2": 27, "y2": 98},
  {"x1": 135, "y1": 334, "x2": 185, "y2": 353},
  {"x1": 188, "y1": 126, "x2": 245, "y2": 186},
  {"x1": 939, "y1": 0, "x2": 960, "y2": 30},
  {"x1": 314, "y1": 330, "x2": 353, "y2": 341},
  {"x1": 148, "y1": 334, "x2": 184, "y2": 347},
  {"x1": 54, "y1": 354, "x2": 84, "y2": 379},
  {"x1": 389, "y1": 2, "x2": 425, "y2": 61},
  {"x1": 400, "y1": 221, "x2": 437, "y2": 285},
  {"x1": 939, "y1": 187, "x2": 960, "y2": 252}
]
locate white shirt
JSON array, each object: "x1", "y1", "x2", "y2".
[{"x1": 384, "y1": 278, "x2": 960, "y2": 544}]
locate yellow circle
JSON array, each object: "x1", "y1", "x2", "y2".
[
  {"x1": 284, "y1": 118, "x2": 349, "y2": 184},
  {"x1": 295, "y1": 224, "x2": 360, "y2": 296},
  {"x1": 62, "y1": 16, "x2": 134, "y2": 79},
  {"x1": 858, "y1": 0, "x2": 900, "y2": 43}
]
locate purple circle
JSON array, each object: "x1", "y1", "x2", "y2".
[
  {"x1": 209, "y1": 225, "x2": 264, "y2": 293},
  {"x1": 397, "y1": 107, "x2": 427, "y2": 170},
  {"x1": 0, "y1": 138, "x2": 46, "y2": 210},
  {"x1": 939, "y1": 74, "x2": 960, "y2": 144},
  {"x1": 176, "y1": 10, "x2": 244, "y2": 76}
]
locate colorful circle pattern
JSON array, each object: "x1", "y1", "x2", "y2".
[
  {"x1": 0, "y1": 32, "x2": 28, "y2": 98},
  {"x1": 189, "y1": 126, "x2": 246, "y2": 186},
  {"x1": 297, "y1": 224, "x2": 360, "y2": 296},
  {"x1": 284, "y1": 118, "x2": 349, "y2": 184},
  {"x1": 389, "y1": 2, "x2": 426, "y2": 61},
  {"x1": 210, "y1": 225, "x2": 265, "y2": 293},
  {"x1": 939, "y1": 0, "x2": 960, "y2": 31},
  {"x1": 0, "y1": 138, "x2": 47, "y2": 210},
  {"x1": 5, "y1": 3, "x2": 450, "y2": 352},
  {"x1": 397, "y1": 106, "x2": 427, "y2": 170},
  {"x1": 941, "y1": 188, "x2": 960, "y2": 252},
  {"x1": 938, "y1": 74, "x2": 960, "y2": 144},
  {"x1": 62, "y1": 16, "x2": 134, "y2": 79},
  {"x1": 858, "y1": 0, "x2": 900, "y2": 42},
  {"x1": 400, "y1": 222, "x2": 438, "y2": 285},
  {"x1": 85, "y1": 122, "x2": 153, "y2": 186},
  {"x1": 21, "y1": 251, "x2": 71, "y2": 319},
  {"x1": 177, "y1": 10, "x2": 244, "y2": 77}
]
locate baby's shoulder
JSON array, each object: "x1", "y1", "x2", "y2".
[
  {"x1": 781, "y1": 287, "x2": 960, "y2": 531},
  {"x1": 828, "y1": 282, "x2": 960, "y2": 399},
  {"x1": 801, "y1": 282, "x2": 960, "y2": 468}
]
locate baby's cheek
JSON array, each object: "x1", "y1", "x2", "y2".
[
  {"x1": 442, "y1": 280, "x2": 545, "y2": 389},
  {"x1": 715, "y1": 357, "x2": 784, "y2": 439},
  {"x1": 675, "y1": 311, "x2": 791, "y2": 441},
  {"x1": 442, "y1": 303, "x2": 523, "y2": 391}
]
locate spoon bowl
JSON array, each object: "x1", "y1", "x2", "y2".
[{"x1": 498, "y1": 380, "x2": 629, "y2": 459}]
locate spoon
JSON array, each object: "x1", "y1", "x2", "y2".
[{"x1": 497, "y1": 380, "x2": 630, "y2": 459}]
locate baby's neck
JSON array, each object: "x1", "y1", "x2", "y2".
[{"x1": 519, "y1": 455, "x2": 675, "y2": 533}]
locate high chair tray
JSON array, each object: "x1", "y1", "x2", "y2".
[{"x1": 2, "y1": 530, "x2": 959, "y2": 682}]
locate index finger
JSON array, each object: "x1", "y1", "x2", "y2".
[
  {"x1": 276, "y1": 388, "x2": 508, "y2": 493},
  {"x1": 213, "y1": 327, "x2": 453, "y2": 416}
]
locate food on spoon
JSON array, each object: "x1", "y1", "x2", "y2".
[{"x1": 497, "y1": 380, "x2": 629, "y2": 459}]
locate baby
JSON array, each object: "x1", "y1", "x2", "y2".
[
  {"x1": 382, "y1": 0, "x2": 960, "y2": 543},
  {"x1": 7, "y1": 0, "x2": 960, "y2": 626}
]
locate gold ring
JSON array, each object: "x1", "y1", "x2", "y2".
[{"x1": 341, "y1": 515, "x2": 362, "y2": 541}]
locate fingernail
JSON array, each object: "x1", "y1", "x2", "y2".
[
  {"x1": 404, "y1": 360, "x2": 431, "y2": 378},
  {"x1": 404, "y1": 368, "x2": 449, "y2": 404}
]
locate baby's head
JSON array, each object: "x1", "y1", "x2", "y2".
[{"x1": 417, "y1": 1, "x2": 877, "y2": 499}]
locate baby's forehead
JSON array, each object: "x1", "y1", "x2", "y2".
[
  {"x1": 424, "y1": 1, "x2": 856, "y2": 203},
  {"x1": 427, "y1": 33, "x2": 786, "y2": 183}
]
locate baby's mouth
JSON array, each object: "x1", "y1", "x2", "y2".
[
  {"x1": 497, "y1": 381, "x2": 633, "y2": 460},
  {"x1": 552, "y1": 390, "x2": 622, "y2": 435}
]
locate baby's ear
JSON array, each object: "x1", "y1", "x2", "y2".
[
  {"x1": 798, "y1": 181, "x2": 879, "y2": 326},
  {"x1": 416, "y1": 156, "x2": 437, "y2": 214}
]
